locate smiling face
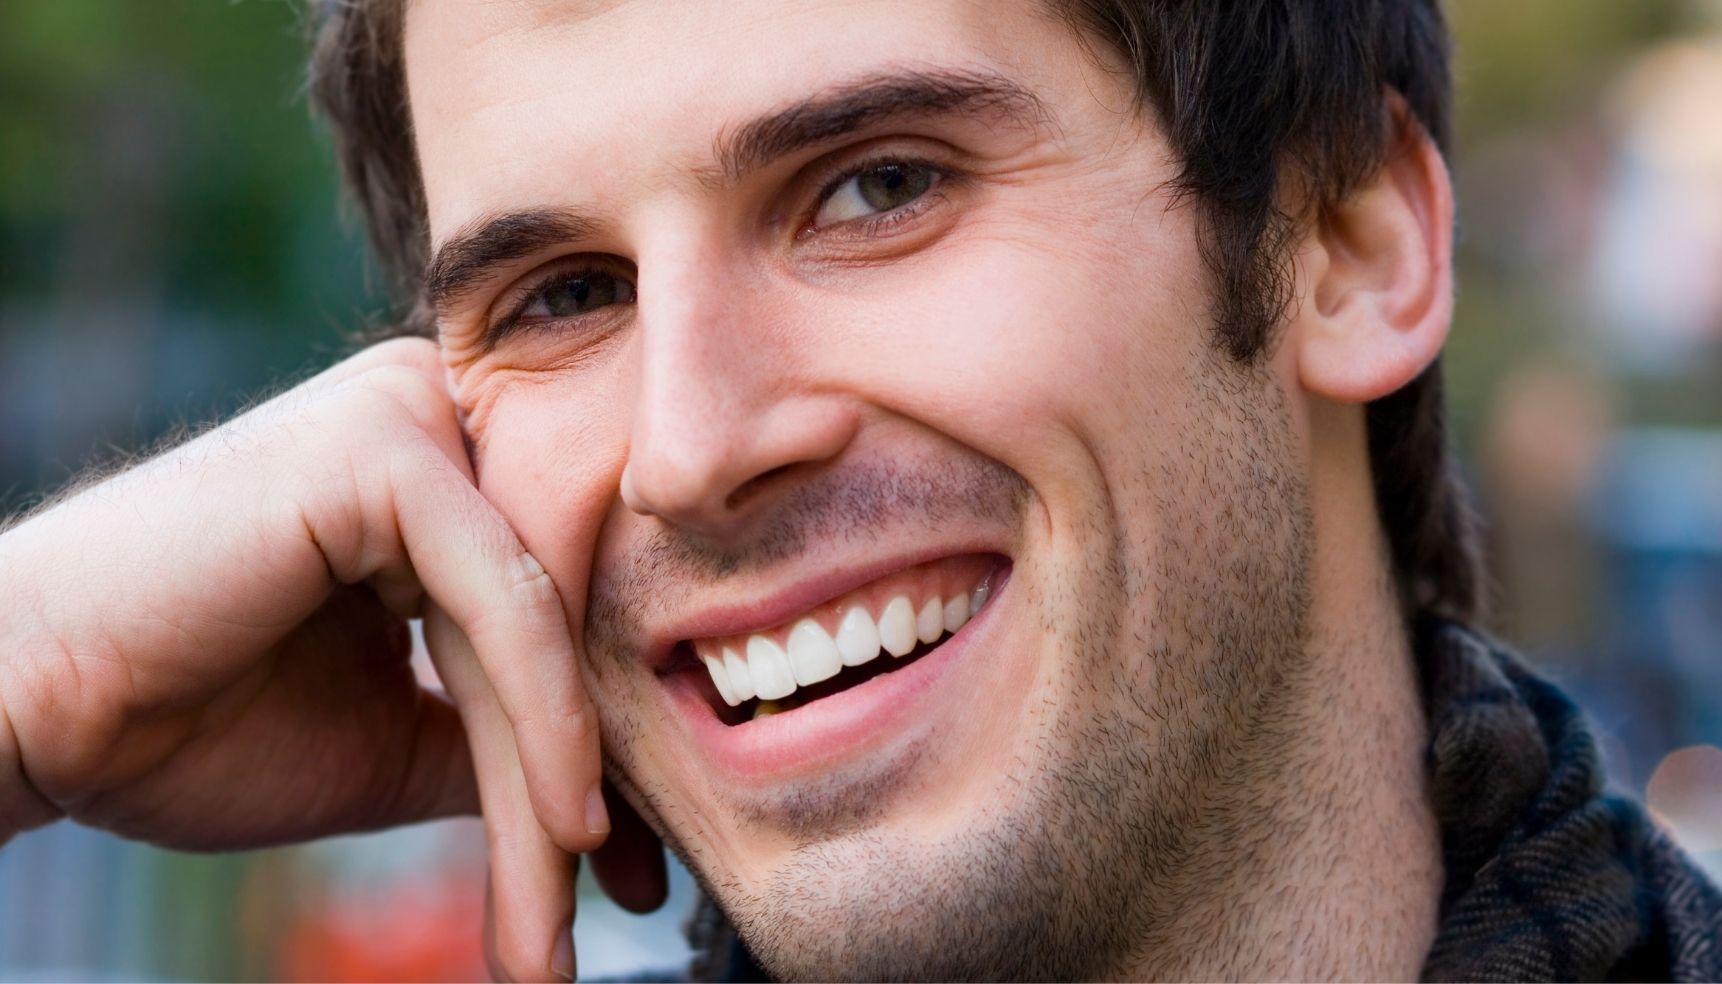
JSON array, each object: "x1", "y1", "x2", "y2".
[{"x1": 405, "y1": 0, "x2": 1324, "y2": 977}]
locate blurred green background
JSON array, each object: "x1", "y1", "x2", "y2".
[{"x1": 2, "y1": 1, "x2": 1721, "y2": 980}]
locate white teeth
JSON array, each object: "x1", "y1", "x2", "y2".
[
  {"x1": 878, "y1": 595, "x2": 918, "y2": 657},
  {"x1": 915, "y1": 597, "x2": 943, "y2": 645},
  {"x1": 835, "y1": 606, "x2": 882, "y2": 667},
  {"x1": 787, "y1": 618, "x2": 843, "y2": 687},
  {"x1": 747, "y1": 636, "x2": 797, "y2": 701},
  {"x1": 723, "y1": 646, "x2": 755, "y2": 704},
  {"x1": 702, "y1": 652, "x2": 738, "y2": 707},
  {"x1": 943, "y1": 593, "x2": 970, "y2": 633},
  {"x1": 697, "y1": 576, "x2": 1000, "y2": 709}
]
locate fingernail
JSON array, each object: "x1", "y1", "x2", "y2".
[
  {"x1": 585, "y1": 785, "x2": 611, "y2": 836},
  {"x1": 551, "y1": 928, "x2": 575, "y2": 982}
]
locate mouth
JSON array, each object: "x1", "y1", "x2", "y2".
[
  {"x1": 666, "y1": 553, "x2": 1006, "y2": 726},
  {"x1": 654, "y1": 551, "x2": 1005, "y2": 734}
]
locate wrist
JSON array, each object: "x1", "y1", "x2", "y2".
[
  {"x1": 0, "y1": 530, "x2": 67, "y2": 844},
  {"x1": 0, "y1": 699, "x2": 62, "y2": 846}
]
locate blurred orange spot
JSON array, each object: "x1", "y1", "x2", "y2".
[
  {"x1": 1647, "y1": 745, "x2": 1722, "y2": 853},
  {"x1": 276, "y1": 874, "x2": 487, "y2": 982}
]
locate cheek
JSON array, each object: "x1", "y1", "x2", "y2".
[
  {"x1": 470, "y1": 375, "x2": 631, "y2": 631},
  {"x1": 785, "y1": 199, "x2": 1211, "y2": 508}
]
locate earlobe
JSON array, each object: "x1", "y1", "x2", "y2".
[{"x1": 1296, "y1": 95, "x2": 1454, "y2": 405}]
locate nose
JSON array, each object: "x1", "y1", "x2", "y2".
[{"x1": 619, "y1": 245, "x2": 858, "y2": 536}]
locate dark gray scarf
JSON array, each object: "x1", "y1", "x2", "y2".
[
  {"x1": 679, "y1": 618, "x2": 1722, "y2": 981},
  {"x1": 1419, "y1": 616, "x2": 1722, "y2": 981}
]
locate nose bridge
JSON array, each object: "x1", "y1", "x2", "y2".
[
  {"x1": 621, "y1": 233, "x2": 854, "y2": 531},
  {"x1": 632, "y1": 248, "x2": 758, "y2": 471},
  {"x1": 639, "y1": 234, "x2": 749, "y2": 404}
]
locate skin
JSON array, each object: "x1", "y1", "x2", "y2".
[
  {"x1": 406, "y1": 0, "x2": 1454, "y2": 979},
  {"x1": 0, "y1": 0, "x2": 1458, "y2": 979},
  {"x1": 0, "y1": 339, "x2": 617, "y2": 981}
]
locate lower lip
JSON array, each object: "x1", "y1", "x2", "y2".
[{"x1": 663, "y1": 567, "x2": 1011, "y2": 784}]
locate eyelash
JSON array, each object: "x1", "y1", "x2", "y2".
[
  {"x1": 490, "y1": 261, "x2": 635, "y2": 344},
  {"x1": 489, "y1": 152, "x2": 953, "y2": 341},
  {"x1": 801, "y1": 153, "x2": 953, "y2": 239}
]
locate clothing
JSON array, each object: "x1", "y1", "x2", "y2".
[
  {"x1": 680, "y1": 619, "x2": 1722, "y2": 981},
  {"x1": 1418, "y1": 616, "x2": 1722, "y2": 981}
]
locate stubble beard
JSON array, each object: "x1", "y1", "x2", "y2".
[
  {"x1": 592, "y1": 358, "x2": 1317, "y2": 981},
  {"x1": 720, "y1": 363, "x2": 1316, "y2": 981}
]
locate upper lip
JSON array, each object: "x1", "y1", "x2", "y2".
[{"x1": 641, "y1": 539, "x2": 1007, "y2": 673}]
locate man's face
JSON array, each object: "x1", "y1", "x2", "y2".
[{"x1": 408, "y1": 1, "x2": 1316, "y2": 977}]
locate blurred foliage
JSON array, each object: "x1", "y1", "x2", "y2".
[
  {"x1": 0, "y1": 0, "x2": 380, "y2": 516},
  {"x1": 1445, "y1": 0, "x2": 1722, "y2": 447},
  {"x1": 1450, "y1": 0, "x2": 1689, "y2": 140},
  {"x1": 0, "y1": 0, "x2": 371, "y2": 360}
]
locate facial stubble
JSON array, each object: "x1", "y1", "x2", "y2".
[{"x1": 589, "y1": 358, "x2": 1316, "y2": 981}]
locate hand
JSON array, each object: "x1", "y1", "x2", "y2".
[
  {"x1": 0, "y1": 337, "x2": 626, "y2": 980},
  {"x1": 427, "y1": 608, "x2": 670, "y2": 981}
]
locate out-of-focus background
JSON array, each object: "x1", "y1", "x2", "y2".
[{"x1": 1, "y1": 0, "x2": 1720, "y2": 979}]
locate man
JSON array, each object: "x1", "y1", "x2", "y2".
[{"x1": 2, "y1": 0, "x2": 1718, "y2": 980}]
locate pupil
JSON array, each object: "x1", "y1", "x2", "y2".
[
  {"x1": 547, "y1": 274, "x2": 609, "y2": 316},
  {"x1": 858, "y1": 163, "x2": 930, "y2": 212}
]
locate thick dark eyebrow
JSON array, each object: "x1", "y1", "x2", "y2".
[
  {"x1": 714, "y1": 67, "x2": 1048, "y2": 180},
  {"x1": 426, "y1": 206, "x2": 602, "y2": 313}
]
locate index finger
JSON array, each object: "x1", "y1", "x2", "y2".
[
  {"x1": 425, "y1": 605, "x2": 579, "y2": 983},
  {"x1": 301, "y1": 379, "x2": 610, "y2": 855},
  {"x1": 388, "y1": 449, "x2": 611, "y2": 853}
]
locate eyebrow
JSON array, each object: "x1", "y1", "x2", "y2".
[
  {"x1": 425, "y1": 67, "x2": 1048, "y2": 330},
  {"x1": 713, "y1": 66, "x2": 1048, "y2": 180},
  {"x1": 426, "y1": 206, "x2": 602, "y2": 312}
]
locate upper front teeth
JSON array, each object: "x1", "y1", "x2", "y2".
[
  {"x1": 696, "y1": 582, "x2": 992, "y2": 709},
  {"x1": 746, "y1": 636, "x2": 796, "y2": 701},
  {"x1": 878, "y1": 596, "x2": 917, "y2": 657},
  {"x1": 835, "y1": 607, "x2": 881, "y2": 667},
  {"x1": 787, "y1": 619, "x2": 843, "y2": 687}
]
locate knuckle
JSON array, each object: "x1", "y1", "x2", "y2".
[
  {"x1": 310, "y1": 368, "x2": 456, "y2": 490},
  {"x1": 364, "y1": 335, "x2": 441, "y2": 375},
  {"x1": 466, "y1": 550, "x2": 567, "y2": 654},
  {"x1": 352, "y1": 363, "x2": 448, "y2": 430},
  {"x1": 4, "y1": 646, "x2": 118, "y2": 797},
  {"x1": 564, "y1": 698, "x2": 603, "y2": 749},
  {"x1": 504, "y1": 551, "x2": 561, "y2": 612}
]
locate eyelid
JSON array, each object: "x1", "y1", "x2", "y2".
[
  {"x1": 799, "y1": 146, "x2": 958, "y2": 236},
  {"x1": 485, "y1": 254, "x2": 636, "y2": 343}
]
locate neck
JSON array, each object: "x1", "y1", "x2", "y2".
[{"x1": 1122, "y1": 399, "x2": 1443, "y2": 981}]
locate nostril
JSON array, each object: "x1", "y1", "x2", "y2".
[
  {"x1": 723, "y1": 462, "x2": 799, "y2": 512},
  {"x1": 625, "y1": 398, "x2": 858, "y2": 523}
]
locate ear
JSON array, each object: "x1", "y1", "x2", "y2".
[{"x1": 1294, "y1": 94, "x2": 1454, "y2": 404}]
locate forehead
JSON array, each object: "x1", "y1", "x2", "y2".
[{"x1": 402, "y1": 0, "x2": 1072, "y2": 235}]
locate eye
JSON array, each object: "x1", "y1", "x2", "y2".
[
  {"x1": 519, "y1": 268, "x2": 636, "y2": 320},
  {"x1": 812, "y1": 160, "x2": 940, "y2": 229}
]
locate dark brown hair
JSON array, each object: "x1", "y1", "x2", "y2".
[{"x1": 307, "y1": 0, "x2": 1483, "y2": 622}]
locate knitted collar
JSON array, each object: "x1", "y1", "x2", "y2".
[{"x1": 1417, "y1": 616, "x2": 1722, "y2": 981}]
